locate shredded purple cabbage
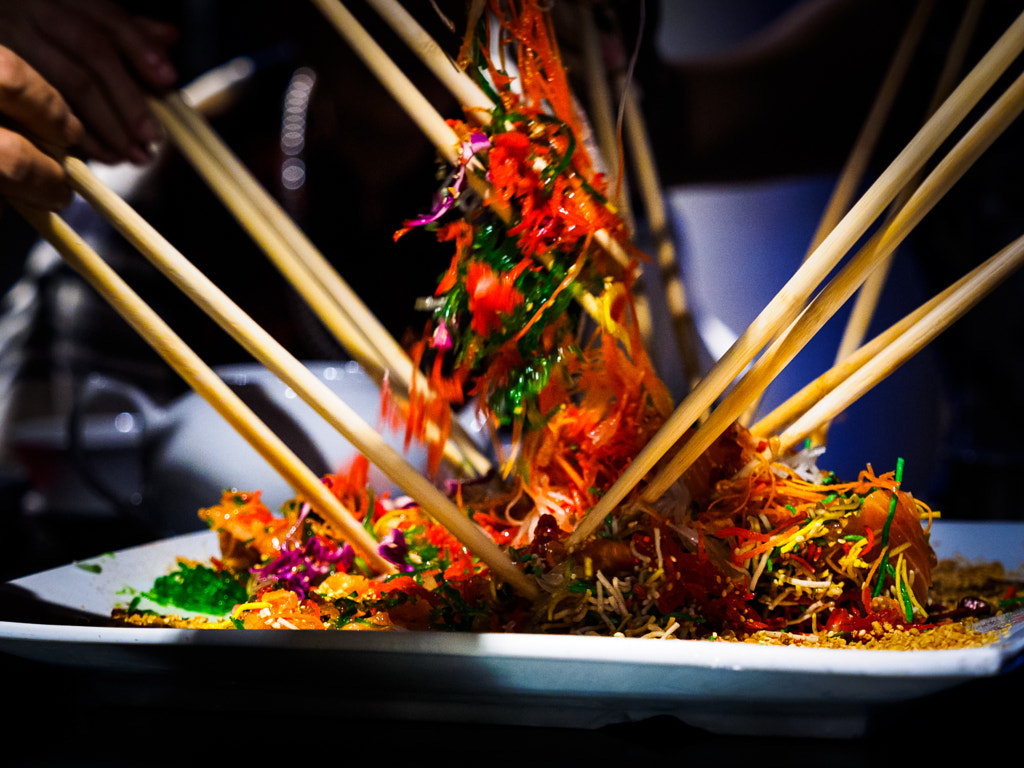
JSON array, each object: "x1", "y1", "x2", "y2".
[
  {"x1": 378, "y1": 528, "x2": 414, "y2": 573},
  {"x1": 402, "y1": 133, "x2": 490, "y2": 230},
  {"x1": 251, "y1": 536, "x2": 354, "y2": 599}
]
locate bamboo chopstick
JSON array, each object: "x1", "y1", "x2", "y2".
[
  {"x1": 564, "y1": 10, "x2": 1024, "y2": 549},
  {"x1": 162, "y1": 91, "x2": 402, "y2": 381},
  {"x1": 150, "y1": 94, "x2": 491, "y2": 477},
  {"x1": 12, "y1": 200, "x2": 394, "y2": 575},
  {"x1": 571, "y1": 0, "x2": 704, "y2": 393},
  {"x1": 635, "y1": 66, "x2": 1024, "y2": 505},
  {"x1": 757, "y1": 230, "x2": 1024, "y2": 446},
  {"x1": 62, "y1": 158, "x2": 539, "y2": 599},
  {"x1": 772, "y1": 231, "x2": 1024, "y2": 453},
  {"x1": 150, "y1": 98, "x2": 386, "y2": 375},
  {"x1": 363, "y1": 0, "x2": 494, "y2": 119},
  {"x1": 314, "y1": 0, "x2": 464, "y2": 166}
]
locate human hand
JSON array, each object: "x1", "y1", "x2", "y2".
[
  {"x1": 0, "y1": 0, "x2": 178, "y2": 165},
  {"x1": 0, "y1": 45, "x2": 82, "y2": 209}
]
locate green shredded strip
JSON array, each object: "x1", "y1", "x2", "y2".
[
  {"x1": 899, "y1": 572, "x2": 914, "y2": 622},
  {"x1": 872, "y1": 457, "x2": 905, "y2": 599},
  {"x1": 142, "y1": 562, "x2": 248, "y2": 616}
]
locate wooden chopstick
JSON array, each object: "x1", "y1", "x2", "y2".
[
  {"x1": 62, "y1": 158, "x2": 539, "y2": 599},
  {"x1": 12, "y1": 200, "x2": 394, "y2": 575},
  {"x1": 771, "y1": 231, "x2": 1024, "y2": 453},
  {"x1": 364, "y1": 0, "x2": 494, "y2": 120},
  {"x1": 150, "y1": 94, "x2": 492, "y2": 478},
  {"x1": 312, "y1": 0, "x2": 470, "y2": 167},
  {"x1": 755, "y1": 230, "x2": 1024, "y2": 443},
  {"x1": 575, "y1": 0, "x2": 704, "y2": 393},
  {"x1": 564, "y1": 11, "x2": 1024, "y2": 549},
  {"x1": 161, "y1": 92, "x2": 391, "y2": 376},
  {"x1": 149, "y1": 98, "x2": 386, "y2": 375},
  {"x1": 554, "y1": 0, "x2": 705, "y2": 396}
]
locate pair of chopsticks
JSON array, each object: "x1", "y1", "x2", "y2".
[
  {"x1": 13, "y1": 157, "x2": 539, "y2": 598},
  {"x1": 755, "y1": 230, "x2": 1024, "y2": 451},
  {"x1": 746, "y1": 0, "x2": 1005, "y2": 451},
  {"x1": 12, "y1": 194, "x2": 390, "y2": 575}
]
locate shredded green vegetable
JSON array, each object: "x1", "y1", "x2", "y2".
[
  {"x1": 872, "y1": 457, "x2": 905, "y2": 599},
  {"x1": 143, "y1": 562, "x2": 248, "y2": 615}
]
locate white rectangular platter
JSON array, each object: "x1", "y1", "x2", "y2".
[{"x1": 1, "y1": 520, "x2": 1022, "y2": 738}]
